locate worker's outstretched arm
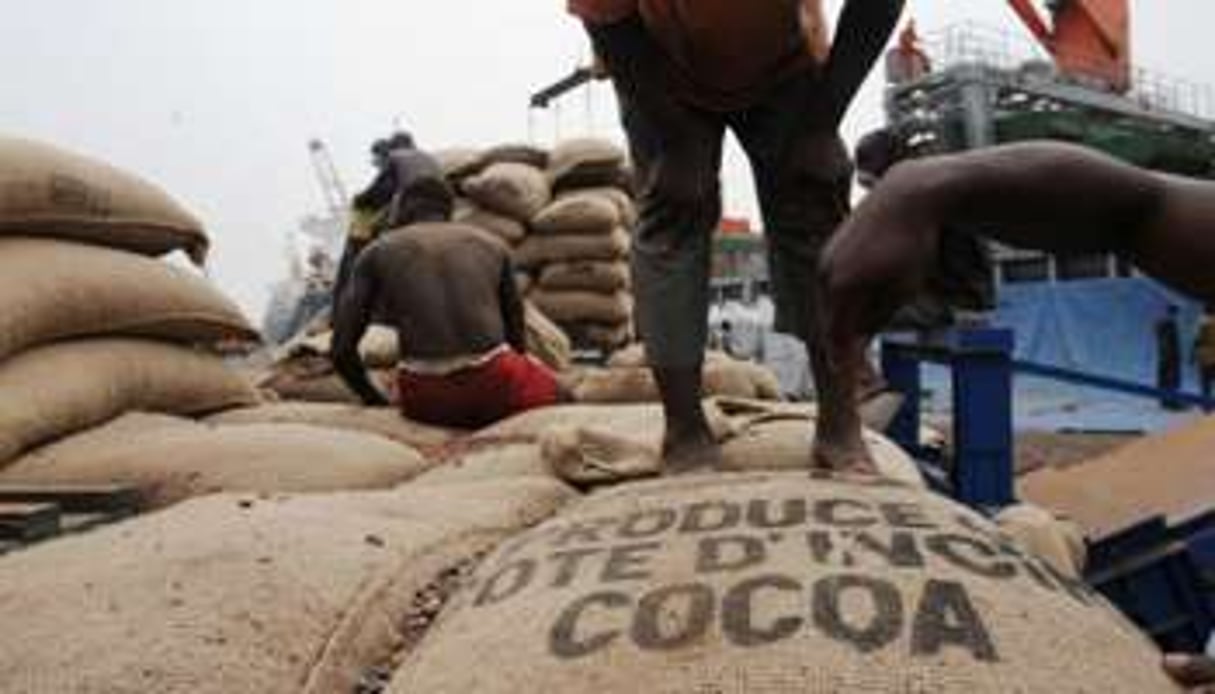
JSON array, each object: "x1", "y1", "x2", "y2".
[
  {"x1": 499, "y1": 257, "x2": 527, "y2": 354},
  {"x1": 823, "y1": 0, "x2": 905, "y2": 126},
  {"x1": 331, "y1": 256, "x2": 389, "y2": 407}
]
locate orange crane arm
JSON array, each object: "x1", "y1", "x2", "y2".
[
  {"x1": 1069, "y1": 0, "x2": 1127, "y2": 57},
  {"x1": 1005, "y1": 0, "x2": 1053, "y2": 48}
]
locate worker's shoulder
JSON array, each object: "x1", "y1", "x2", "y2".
[{"x1": 372, "y1": 222, "x2": 508, "y2": 254}]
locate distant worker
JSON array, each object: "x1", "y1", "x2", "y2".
[
  {"x1": 331, "y1": 183, "x2": 562, "y2": 428},
  {"x1": 334, "y1": 132, "x2": 444, "y2": 301},
  {"x1": 884, "y1": 19, "x2": 932, "y2": 84},
  {"x1": 569, "y1": 0, "x2": 905, "y2": 470},
  {"x1": 1156, "y1": 304, "x2": 1184, "y2": 411},
  {"x1": 1193, "y1": 308, "x2": 1215, "y2": 407},
  {"x1": 816, "y1": 142, "x2": 1215, "y2": 470}
]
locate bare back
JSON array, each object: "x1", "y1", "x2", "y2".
[{"x1": 357, "y1": 222, "x2": 512, "y2": 359}]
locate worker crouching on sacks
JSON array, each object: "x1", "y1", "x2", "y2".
[
  {"x1": 330, "y1": 154, "x2": 563, "y2": 429},
  {"x1": 568, "y1": 0, "x2": 905, "y2": 473}
]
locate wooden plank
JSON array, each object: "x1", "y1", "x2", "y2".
[
  {"x1": 0, "y1": 503, "x2": 61, "y2": 542},
  {"x1": 0, "y1": 484, "x2": 141, "y2": 514}
]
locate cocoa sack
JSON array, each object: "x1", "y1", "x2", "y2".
[
  {"x1": 389, "y1": 473, "x2": 1177, "y2": 693},
  {"x1": 461, "y1": 162, "x2": 551, "y2": 221},
  {"x1": 0, "y1": 238, "x2": 256, "y2": 362},
  {"x1": 0, "y1": 415, "x2": 434, "y2": 508},
  {"x1": 0, "y1": 136, "x2": 209, "y2": 263},
  {"x1": 0, "y1": 478, "x2": 576, "y2": 694},
  {"x1": 0, "y1": 338, "x2": 258, "y2": 465}
]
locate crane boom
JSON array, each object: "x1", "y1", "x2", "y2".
[
  {"x1": 1005, "y1": 0, "x2": 1130, "y2": 91},
  {"x1": 307, "y1": 139, "x2": 350, "y2": 220}
]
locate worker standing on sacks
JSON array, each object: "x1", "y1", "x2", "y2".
[
  {"x1": 331, "y1": 164, "x2": 564, "y2": 429},
  {"x1": 335, "y1": 131, "x2": 437, "y2": 301},
  {"x1": 568, "y1": 0, "x2": 905, "y2": 471}
]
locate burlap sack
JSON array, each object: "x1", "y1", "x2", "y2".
[
  {"x1": 713, "y1": 403, "x2": 925, "y2": 489},
  {"x1": 587, "y1": 323, "x2": 633, "y2": 349},
  {"x1": 0, "y1": 415, "x2": 433, "y2": 508},
  {"x1": 995, "y1": 504, "x2": 1088, "y2": 580},
  {"x1": 539, "y1": 261, "x2": 630, "y2": 292},
  {"x1": 0, "y1": 136, "x2": 209, "y2": 264},
  {"x1": 514, "y1": 227, "x2": 629, "y2": 268},
  {"x1": 573, "y1": 360, "x2": 779, "y2": 404},
  {"x1": 433, "y1": 147, "x2": 484, "y2": 181},
  {"x1": 540, "y1": 427, "x2": 661, "y2": 487},
  {"x1": 460, "y1": 401, "x2": 919, "y2": 487},
  {"x1": 524, "y1": 300, "x2": 573, "y2": 371},
  {"x1": 208, "y1": 402, "x2": 459, "y2": 454},
  {"x1": 547, "y1": 138, "x2": 627, "y2": 188},
  {"x1": 567, "y1": 187, "x2": 637, "y2": 227},
  {"x1": 0, "y1": 338, "x2": 259, "y2": 466},
  {"x1": 532, "y1": 194, "x2": 620, "y2": 235},
  {"x1": 530, "y1": 289, "x2": 632, "y2": 326},
  {"x1": 0, "y1": 238, "x2": 255, "y2": 362},
  {"x1": 0, "y1": 477, "x2": 577, "y2": 694},
  {"x1": 479, "y1": 403, "x2": 733, "y2": 451},
  {"x1": 461, "y1": 162, "x2": 551, "y2": 221},
  {"x1": 480, "y1": 143, "x2": 550, "y2": 170},
  {"x1": 281, "y1": 325, "x2": 400, "y2": 370},
  {"x1": 453, "y1": 202, "x2": 527, "y2": 245},
  {"x1": 258, "y1": 368, "x2": 361, "y2": 404},
  {"x1": 389, "y1": 472, "x2": 1178, "y2": 693},
  {"x1": 413, "y1": 440, "x2": 556, "y2": 487}
]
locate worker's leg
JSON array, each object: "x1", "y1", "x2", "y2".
[
  {"x1": 731, "y1": 72, "x2": 862, "y2": 469},
  {"x1": 587, "y1": 18, "x2": 727, "y2": 470}
]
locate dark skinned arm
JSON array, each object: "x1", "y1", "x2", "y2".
[
  {"x1": 499, "y1": 256, "x2": 527, "y2": 354},
  {"x1": 821, "y1": 0, "x2": 905, "y2": 126},
  {"x1": 331, "y1": 252, "x2": 389, "y2": 406},
  {"x1": 333, "y1": 236, "x2": 370, "y2": 318}
]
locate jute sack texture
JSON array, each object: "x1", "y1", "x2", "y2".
[
  {"x1": 0, "y1": 238, "x2": 255, "y2": 362},
  {"x1": 514, "y1": 227, "x2": 629, "y2": 268},
  {"x1": 461, "y1": 401, "x2": 922, "y2": 488},
  {"x1": 0, "y1": 136, "x2": 209, "y2": 264},
  {"x1": 461, "y1": 162, "x2": 551, "y2": 222},
  {"x1": 0, "y1": 338, "x2": 258, "y2": 466},
  {"x1": 208, "y1": 402, "x2": 459, "y2": 453},
  {"x1": 574, "y1": 359, "x2": 781, "y2": 404},
  {"x1": 532, "y1": 194, "x2": 620, "y2": 235},
  {"x1": 539, "y1": 261, "x2": 630, "y2": 293},
  {"x1": 453, "y1": 202, "x2": 527, "y2": 246},
  {"x1": 529, "y1": 289, "x2": 631, "y2": 326},
  {"x1": 390, "y1": 472, "x2": 1178, "y2": 694},
  {"x1": 547, "y1": 138, "x2": 628, "y2": 189},
  {"x1": 0, "y1": 414, "x2": 433, "y2": 508},
  {"x1": 0, "y1": 477, "x2": 577, "y2": 694}
]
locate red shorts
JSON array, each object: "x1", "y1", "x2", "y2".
[{"x1": 397, "y1": 350, "x2": 561, "y2": 429}]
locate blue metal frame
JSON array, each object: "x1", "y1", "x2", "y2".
[{"x1": 881, "y1": 328, "x2": 1016, "y2": 509}]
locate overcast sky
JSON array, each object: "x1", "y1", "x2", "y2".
[{"x1": 2, "y1": 1, "x2": 1212, "y2": 319}]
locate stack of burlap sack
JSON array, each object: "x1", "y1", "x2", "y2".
[
  {"x1": 0, "y1": 136, "x2": 459, "y2": 509},
  {"x1": 519, "y1": 139, "x2": 636, "y2": 352},
  {"x1": 0, "y1": 391, "x2": 1169, "y2": 693},
  {"x1": 441, "y1": 138, "x2": 637, "y2": 352},
  {"x1": 0, "y1": 136, "x2": 259, "y2": 467}
]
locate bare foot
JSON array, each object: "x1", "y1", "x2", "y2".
[
  {"x1": 662, "y1": 430, "x2": 722, "y2": 475},
  {"x1": 811, "y1": 440, "x2": 880, "y2": 477},
  {"x1": 1163, "y1": 653, "x2": 1215, "y2": 689}
]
